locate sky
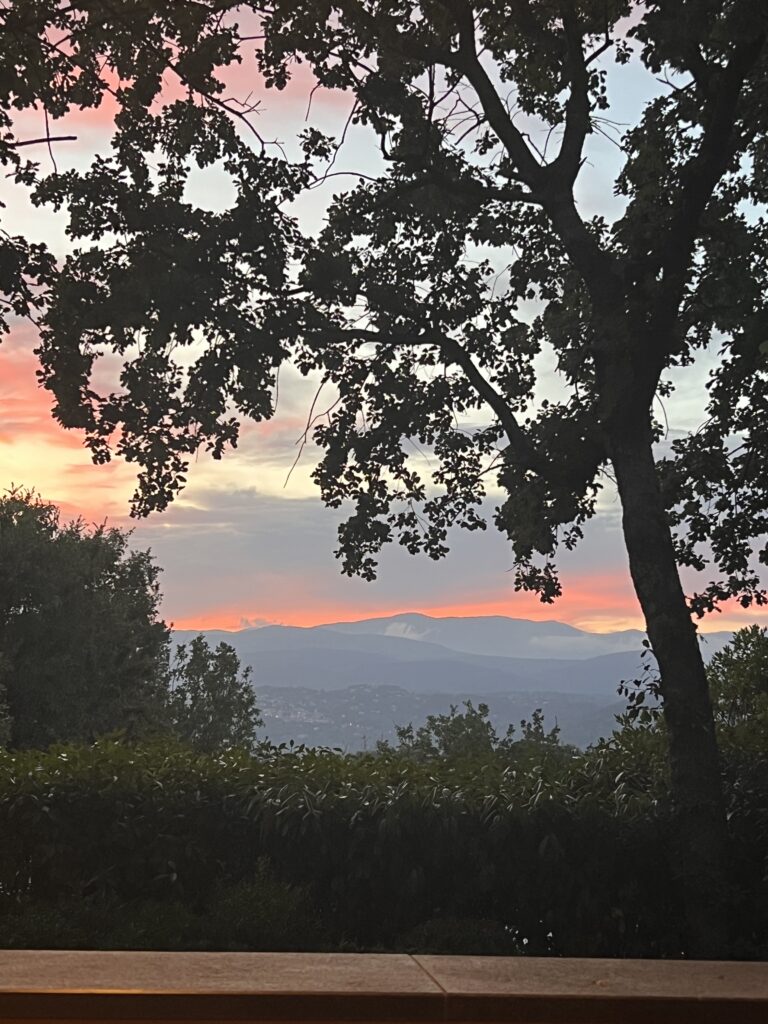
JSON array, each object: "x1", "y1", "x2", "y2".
[{"x1": 1, "y1": 16, "x2": 766, "y2": 636}]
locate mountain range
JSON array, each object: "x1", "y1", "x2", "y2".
[
  {"x1": 172, "y1": 613, "x2": 734, "y2": 749},
  {"x1": 173, "y1": 612, "x2": 732, "y2": 696}
]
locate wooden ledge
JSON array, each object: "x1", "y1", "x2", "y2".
[{"x1": 0, "y1": 951, "x2": 766, "y2": 1023}]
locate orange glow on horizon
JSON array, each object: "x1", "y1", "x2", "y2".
[
  {"x1": 170, "y1": 588, "x2": 768, "y2": 636},
  {"x1": 168, "y1": 569, "x2": 644, "y2": 634}
]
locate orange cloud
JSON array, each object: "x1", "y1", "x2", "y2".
[
  {"x1": 0, "y1": 334, "x2": 137, "y2": 521},
  {"x1": 0, "y1": 340, "x2": 76, "y2": 444}
]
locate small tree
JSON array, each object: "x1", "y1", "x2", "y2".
[
  {"x1": 503, "y1": 708, "x2": 563, "y2": 752},
  {"x1": 389, "y1": 699, "x2": 565, "y2": 764},
  {"x1": 166, "y1": 635, "x2": 262, "y2": 753},
  {"x1": 392, "y1": 700, "x2": 499, "y2": 759}
]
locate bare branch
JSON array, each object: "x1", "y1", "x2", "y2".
[
  {"x1": 43, "y1": 108, "x2": 57, "y2": 173},
  {"x1": 11, "y1": 135, "x2": 77, "y2": 148},
  {"x1": 447, "y1": 2, "x2": 544, "y2": 188},
  {"x1": 437, "y1": 1, "x2": 621, "y2": 299},
  {"x1": 310, "y1": 98, "x2": 360, "y2": 188},
  {"x1": 585, "y1": 37, "x2": 613, "y2": 67},
  {"x1": 285, "y1": 376, "x2": 328, "y2": 488}
]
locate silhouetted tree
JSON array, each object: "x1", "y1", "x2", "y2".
[
  {"x1": 388, "y1": 700, "x2": 567, "y2": 764},
  {"x1": 708, "y1": 626, "x2": 768, "y2": 732},
  {"x1": 391, "y1": 700, "x2": 500, "y2": 760},
  {"x1": 0, "y1": 489, "x2": 168, "y2": 747}
]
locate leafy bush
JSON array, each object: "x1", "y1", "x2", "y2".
[{"x1": 0, "y1": 733, "x2": 762, "y2": 957}]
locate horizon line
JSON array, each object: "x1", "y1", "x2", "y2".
[{"x1": 167, "y1": 608, "x2": 754, "y2": 636}]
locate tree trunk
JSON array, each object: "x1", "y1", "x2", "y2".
[{"x1": 609, "y1": 419, "x2": 730, "y2": 958}]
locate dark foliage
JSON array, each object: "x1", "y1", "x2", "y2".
[
  {"x1": 0, "y1": 492, "x2": 262, "y2": 752},
  {"x1": 0, "y1": 489, "x2": 168, "y2": 748},
  {"x1": 2, "y1": 1, "x2": 768, "y2": 951},
  {"x1": 165, "y1": 635, "x2": 263, "y2": 753},
  {"x1": 2, "y1": 631, "x2": 764, "y2": 957},
  {"x1": 0, "y1": 712, "x2": 764, "y2": 958}
]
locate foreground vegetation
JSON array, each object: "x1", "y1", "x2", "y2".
[{"x1": 1, "y1": 629, "x2": 766, "y2": 958}]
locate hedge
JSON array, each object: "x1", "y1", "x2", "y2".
[{"x1": 0, "y1": 737, "x2": 765, "y2": 957}]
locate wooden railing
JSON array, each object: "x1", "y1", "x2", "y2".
[{"x1": 0, "y1": 951, "x2": 766, "y2": 1023}]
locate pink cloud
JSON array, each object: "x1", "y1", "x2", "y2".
[
  {"x1": 0, "y1": 330, "x2": 139, "y2": 521},
  {"x1": 0, "y1": 342, "x2": 74, "y2": 444}
]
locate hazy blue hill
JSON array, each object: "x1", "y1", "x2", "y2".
[
  {"x1": 170, "y1": 614, "x2": 734, "y2": 748},
  {"x1": 324, "y1": 612, "x2": 735, "y2": 660},
  {"x1": 173, "y1": 625, "x2": 654, "y2": 696},
  {"x1": 182, "y1": 624, "x2": 474, "y2": 661},
  {"x1": 325, "y1": 611, "x2": 735, "y2": 660},
  {"x1": 174, "y1": 613, "x2": 732, "y2": 670},
  {"x1": 324, "y1": 612, "x2": 595, "y2": 659}
]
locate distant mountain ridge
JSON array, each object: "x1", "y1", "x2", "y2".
[
  {"x1": 323, "y1": 612, "x2": 648, "y2": 659},
  {"x1": 172, "y1": 613, "x2": 733, "y2": 699}
]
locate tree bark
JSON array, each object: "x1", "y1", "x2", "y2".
[{"x1": 609, "y1": 418, "x2": 730, "y2": 958}]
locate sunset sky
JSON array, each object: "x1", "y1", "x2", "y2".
[{"x1": 1, "y1": 21, "x2": 765, "y2": 636}]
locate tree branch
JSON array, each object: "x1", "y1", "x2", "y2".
[
  {"x1": 548, "y1": 4, "x2": 590, "y2": 190},
  {"x1": 447, "y1": 3, "x2": 544, "y2": 189},
  {"x1": 304, "y1": 325, "x2": 544, "y2": 473},
  {"x1": 444, "y1": 0, "x2": 621, "y2": 301},
  {"x1": 11, "y1": 135, "x2": 78, "y2": 148},
  {"x1": 392, "y1": 168, "x2": 543, "y2": 206},
  {"x1": 681, "y1": 43, "x2": 713, "y2": 97},
  {"x1": 585, "y1": 37, "x2": 613, "y2": 68},
  {"x1": 439, "y1": 335, "x2": 545, "y2": 472}
]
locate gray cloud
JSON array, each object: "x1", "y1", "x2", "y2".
[{"x1": 130, "y1": 487, "x2": 636, "y2": 629}]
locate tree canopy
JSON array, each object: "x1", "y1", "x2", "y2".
[
  {"x1": 388, "y1": 699, "x2": 566, "y2": 763},
  {"x1": 708, "y1": 625, "x2": 768, "y2": 734},
  {"x1": 2, "y1": 0, "x2": 767, "y2": 952},
  {"x1": 0, "y1": 2, "x2": 760, "y2": 614},
  {"x1": 0, "y1": 491, "x2": 263, "y2": 752},
  {"x1": 0, "y1": 489, "x2": 168, "y2": 748}
]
